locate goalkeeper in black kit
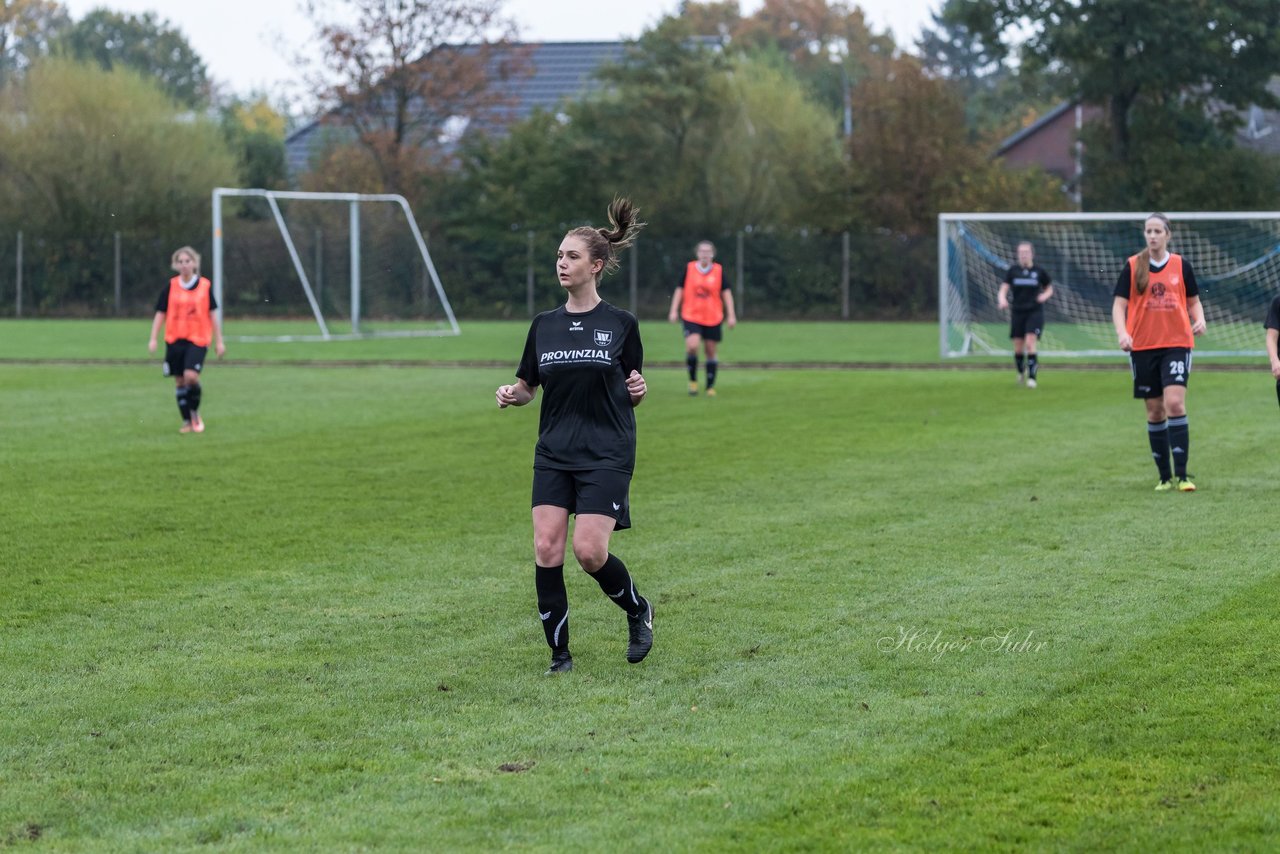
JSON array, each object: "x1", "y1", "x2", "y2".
[{"x1": 495, "y1": 199, "x2": 653, "y2": 676}]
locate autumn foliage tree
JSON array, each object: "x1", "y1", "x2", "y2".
[{"x1": 300, "y1": 0, "x2": 525, "y2": 201}]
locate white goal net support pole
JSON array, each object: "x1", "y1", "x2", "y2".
[
  {"x1": 212, "y1": 188, "x2": 460, "y2": 341},
  {"x1": 939, "y1": 211, "x2": 1280, "y2": 359}
]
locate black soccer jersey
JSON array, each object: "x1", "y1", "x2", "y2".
[
  {"x1": 1003, "y1": 264, "x2": 1052, "y2": 311},
  {"x1": 1265, "y1": 295, "x2": 1280, "y2": 332},
  {"x1": 516, "y1": 302, "x2": 643, "y2": 474}
]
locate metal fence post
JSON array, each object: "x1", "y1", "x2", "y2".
[
  {"x1": 15, "y1": 231, "x2": 22, "y2": 318},
  {"x1": 629, "y1": 241, "x2": 638, "y2": 315},
  {"x1": 736, "y1": 230, "x2": 744, "y2": 318},
  {"x1": 314, "y1": 227, "x2": 323, "y2": 307},
  {"x1": 841, "y1": 231, "x2": 850, "y2": 320},
  {"x1": 527, "y1": 230, "x2": 535, "y2": 318},
  {"x1": 114, "y1": 232, "x2": 123, "y2": 315}
]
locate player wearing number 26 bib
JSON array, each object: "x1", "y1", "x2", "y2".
[{"x1": 1111, "y1": 214, "x2": 1207, "y2": 492}]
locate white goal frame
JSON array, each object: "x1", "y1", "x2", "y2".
[
  {"x1": 212, "y1": 187, "x2": 460, "y2": 341},
  {"x1": 939, "y1": 211, "x2": 1279, "y2": 359}
]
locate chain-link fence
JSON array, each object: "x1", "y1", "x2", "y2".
[{"x1": 0, "y1": 220, "x2": 936, "y2": 321}]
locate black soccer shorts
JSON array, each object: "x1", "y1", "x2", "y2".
[
  {"x1": 1009, "y1": 307, "x2": 1044, "y2": 339},
  {"x1": 682, "y1": 320, "x2": 723, "y2": 342},
  {"x1": 163, "y1": 339, "x2": 208, "y2": 378},
  {"x1": 1130, "y1": 347, "x2": 1191, "y2": 399},
  {"x1": 532, "y1": 467, "x2": 632, "y2": 530}
]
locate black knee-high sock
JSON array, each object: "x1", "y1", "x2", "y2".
[
  {"x1": 1015, "y1": 353, "x2": 1025, "y2": 374},
  {"x1": 1167, "y1": 415, "x2": 1189, "y2": 478},
  {"x1": 535, "y1": 564, "x2": 569, "y2": 653},
  {"x1": 175, "y1": 386, "x2": 191, "y2": 421},
  {"x1": 706, "y1": 359, "x2": 718, "y2": 389},
  {"x1": 1027, "y1": 354, "x2": 1039, "y2": 380},
  {"x1": 1147, "y1": 420, "x2": 1171, "y2": 481},
  {"x1": 187, "y1": 382, "x2": 202, "y2": 414},
  {"x1": 686, "y1": 353, "x2": 698, "y2": 382},
  {"x1": 590, "y1": 553, "x2": 646, "y2": 617}
]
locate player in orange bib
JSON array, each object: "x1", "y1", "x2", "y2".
[
  {"x1": 667, "y1": 240, "x2": 737, "y2": 396},
  {"x1": 147, "y1": 246, "x2": 226, "y2": 433},
  {"x1": 1111, "y1": 214, "x2": 1206, "y2": 492}
]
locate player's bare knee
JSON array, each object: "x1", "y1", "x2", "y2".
[
  {"x1": 533, "y1": 533, "x2": 566, "y2": 567},
  {"x1": 572, "y1": 541, "x2": 607, "y2": 573}
]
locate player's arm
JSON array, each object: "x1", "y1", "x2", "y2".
[
  {"x1": 1037, "y1": 283, "x2": 1054, "y2": 304},
  {"x1": 1187, "y1": 296, "x2": 1206, "y2": 336},
  {"x1": 496, "y1": 378, "x2": 536, "y2": 408},
  {"x1": 1266, "y1": 328, "x2": 1280, "y2": 379},
  {"x1": 996, "y1": 282, "x2": 1010, "y2": 311},
  {"x1": 148, "y1": 312, "x2": 165, "y2": 353},
  {"x1": 1112, "y1": 296, "x2": 1132, "y2": 351},
  {"x1": 209, "y1": 291, "x2": 226, "y2": 358},
  {"x1": 722, "y1": 289, "x2": 737, "y2": 328},
  {"x1": 667, "y1": 286, "x2": 683, "y2": 323}
]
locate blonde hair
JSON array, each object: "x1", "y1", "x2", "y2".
[
  {"x1": 564, "y1": 198, "x2": 645, "y2": 281},
  {"x1": 171, "y1": 246, "x2": 201, "y2": 276},
  {"x1": 1134, "y1": 214, "x2": 1170, "y2": 295}
]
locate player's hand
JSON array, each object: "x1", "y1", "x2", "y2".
[
  {"x1": 625, "y1": 370, "x2": 646, "y2": 403},
  {"x1": 997, "y1": 298, "x2": 1009, "y2": 311},
  {"x1": 147, "y1": 338, "x2": 156, "y2": 354},
  {"x1": 1117, "y1": 333, "x2": 1133, "y2": 352},
  {"x1": 215, "y1": 341, "x2": 226, "y2": 358},
  {"x1": 667, "y1": 311, "x2": 678, "y2": 323},
  {"x1": 1191, "y1": 318, "x2": 1207, "y2": 336},
  {"x1": 1271, "y1": 361, "x2": 1280, "y2": 380},
  {"x1": 495, "y1": 384, "x2": 517, "y2": 408},
  {"x1": 727, "y1": 317, "x2": 737, "y2": 329}
]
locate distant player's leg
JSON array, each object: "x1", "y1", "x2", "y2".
[
  {"x1": 184, "y1": 365, "x2": 204, "y2": 432},
  {"x1": 1164, "y1": 390, "x2": 1192, "y2": 491},
  {"x1": 684, "y1": 328, "x2": 702, "y2": 395},
  {"x1": 704, "y1": 338, "x2": 718, "y2": 397},
  {"x1": 533, "y1": 484, "x2": 573, "y2": 674},
  {"x1": 1144, "y1": 396, "x2": 1173, "y2": 490},
  {"x1": 1011, "y1": 310, "x2": 1025, "y2": 384},
  {"x1": 1025, "y1": 321, "x2": 1041, "y2": 388}
]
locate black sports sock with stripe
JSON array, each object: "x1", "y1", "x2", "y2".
[
  {"x1": 1147, "y1": 420, "x2": 1171, "y2": 481},
  {"x1": 535, "y1": 564, "x2": 569, "y2": 654},
  {"x1": 686, "y1": 353, "x2": 697, "y2": 383},
  {"x1": 187, "y1": 382, "x2": 202, "y2": 414},
  {"x1": 1027, "y1": 354, "x2": 1039, "y2": 381},
  {"x1": 1015, "y1": 353, "x2": 1025, "y2": 375},
  {"x1": 706, "y1": 359, "x2": 718, "y2": 389},
  {"x1": 175, "y1": 386, "x2": 191, "y2": 421},
  {"x1": 1167, "y1": 415, "x2": 1190, "y2": 479},
  {"x1": 589, "y1": 553, "x2": 646, "y2": 618}
]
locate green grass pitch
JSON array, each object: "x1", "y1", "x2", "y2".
[{"x1": 2, "y1": 320, "x2": 1278, "y2": 849}]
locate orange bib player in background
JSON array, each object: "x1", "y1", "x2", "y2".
[
  {"x1": 1112, "y1": 214, "x2": 1206, "y2": 492},
  {"x1": 147, "y1": 246, "x2": 226, "y2": 433},
  {"x1": 667, "y1": 240, "x2": 737, "y2": 396}
]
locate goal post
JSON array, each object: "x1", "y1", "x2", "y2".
[
  {"x1": 212, "y1": 188, "x2": 460, "y2": 341},
  {"x1": 939, "y1": 211, "x2": 1280, "y2": 359}
]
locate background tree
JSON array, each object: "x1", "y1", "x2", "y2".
[
  {"x1": 916, "y1": 0, "x2": 1060, "y2": 142},
  {"x1": 56, "y1": 8, "x2": 209, "y2": 107},
  {"x1": 0, "y1": 58, "x2": 237, "y2": 309},
  {"x1": 220, "y1": 95, "x2": 289, "y2": 191},
  {"x1": 299, "y1": 0, "x2": 524, "y2": 201},
  {"x1": 951, "y1": 0, "x2": 1280, "y2": 208},
  {"x1": 0, "y1": 0, "x2": 69, "y2": 86}
]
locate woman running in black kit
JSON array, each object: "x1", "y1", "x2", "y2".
[{"x1": 495, "y1": 199, "x2": 652, "y2": 675}]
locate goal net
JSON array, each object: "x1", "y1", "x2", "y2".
[
  {"x1": 939, "y1": 212, "x2": 1280, "y2": 358},
  {"x1": 212, "y1": 188, "x2": 460, "y2": 341}
]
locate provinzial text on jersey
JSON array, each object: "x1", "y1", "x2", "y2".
[{"x1": 540, "y1": 349, "x2": 610, "y2": 363}]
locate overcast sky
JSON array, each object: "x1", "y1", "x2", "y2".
[{"x1": 60, "y1": 0, "x2": 941, "y2": 100}]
